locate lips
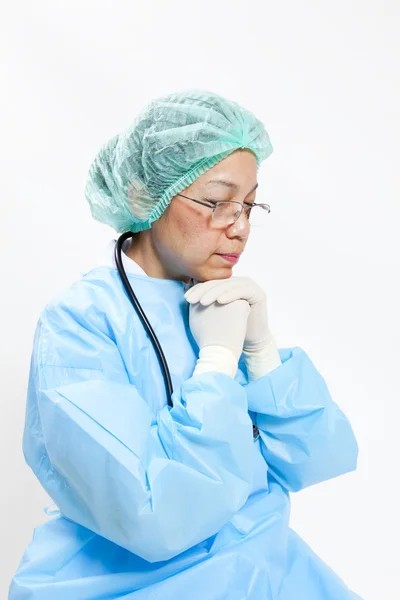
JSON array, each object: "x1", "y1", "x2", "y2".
[
  {"x1": 216, "y1": 253, "x2": 241, "y2": 264},
  {"x1": 216, "y1": 252, "x2": 241, "y2": 258}
]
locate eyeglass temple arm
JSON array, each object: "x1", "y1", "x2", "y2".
[
  {"x1": 177, "y1": 193, "x2": 270, "y2": 211},
  {"x1": 177, "y1": 194, "x2": 217, "y2": 209}
]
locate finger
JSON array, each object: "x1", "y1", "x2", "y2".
[
  {"x1": 200, "y1": 283, "x2": 250, "y2": 306},
  {"x1": 198, "y1": 280, "x2": 240, "y2": 305},
  {"x1": 226, "y1": 283, "x2": 265, "y2": 304},
  {"x1": 185, "y1": 280, "x2": 228, "y2": 303},
  {"x1": 184, "y1": 277, "x2": 263, "y2": 304},
  {"x1": 184, "y1": 281, "x2": 214, "y2": 302},
  {"x1": 216, "y1": 286, "x2": 252, "y2": 304},
  {"x1": 215, "y1": 282, "x2": 262, "y2": 305}
]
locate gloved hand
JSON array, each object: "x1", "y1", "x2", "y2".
[
  {"x1": 185, "y1": 277, "x2": 282, "y2": 380},
  {"x1": 188, "y1": 298, "x2": 251, "y2": 379},
  {"x1": 185, "y1": 276, "x2": 269, "y2": 348}
]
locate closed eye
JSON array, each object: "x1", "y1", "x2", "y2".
[{"x1": 203, "y1": 199, "x2": 256, "y2": 207}]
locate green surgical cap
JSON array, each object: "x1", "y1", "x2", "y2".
[{"x1": 85, "y1": 89, "x2": 273, "y2": 233}]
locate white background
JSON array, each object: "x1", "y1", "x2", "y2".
[{"x1": 1, "y1": 1, "x2": 399, "y2": 598}]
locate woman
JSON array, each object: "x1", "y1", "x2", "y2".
[{"x1": 9, "y1": 89, "x2": 363, "y2": 599}]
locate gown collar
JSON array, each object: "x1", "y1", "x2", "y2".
[{"x1": 95, "y1": 239, "x2": 195, "y2": 292}]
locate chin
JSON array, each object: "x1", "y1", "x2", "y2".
[{"x1": 193, "y1": 265, "x2": 233, "y2": 283}]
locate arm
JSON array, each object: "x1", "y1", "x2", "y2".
[
  {"x1": 24, "y1": 304, "x2": 254, "y2": 563},
  {"x1": 243, "y1": 346, "x2": 359, "y2": 492}
]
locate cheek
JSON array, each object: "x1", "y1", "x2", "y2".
[
  {"x1": 181, "y1": 220, "x2": 220, "y2": 261},
  {"x1": 161, "y1": 204, "x2": 221, "y2": 266}
]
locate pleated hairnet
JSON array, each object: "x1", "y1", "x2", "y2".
[{"x1": 84, "y1": 89, "x2": 273, "y2": 233}]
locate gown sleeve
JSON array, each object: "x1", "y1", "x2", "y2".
[
  {"x1": 243, "y1": 346, "x2": 359, "y2": 492},
  {"x1": 23, "y1": 302, "x2": 255, "y2": 563}
]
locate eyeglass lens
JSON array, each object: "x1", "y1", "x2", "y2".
[{"x1": 212, "y1": 202, "x2": 270, "y2": 228}]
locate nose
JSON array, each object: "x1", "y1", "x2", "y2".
[{"x1": 226, "y1": 210, "x2": 250, "y2": 240}]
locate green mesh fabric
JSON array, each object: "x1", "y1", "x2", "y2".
[{"x1": 84, "y1": 89, "x2": 273, "y2": 233}]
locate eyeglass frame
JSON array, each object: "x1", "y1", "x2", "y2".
[{"x1": 175, "y1": 193, "x2": 271, "y2": 226}]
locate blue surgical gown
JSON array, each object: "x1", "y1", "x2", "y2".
[{"x1": 9, "y1": 258, "x2": 363, "y2": 599}]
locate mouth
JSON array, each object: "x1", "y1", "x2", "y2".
[{"x1": 215, "y1": 253, "x2": 241, "y2": 264}]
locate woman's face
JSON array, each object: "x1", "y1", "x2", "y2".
[{"x1": 150, "y1": 149, "x2": 258, "y2": 283}]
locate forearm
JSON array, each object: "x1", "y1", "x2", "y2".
[
  {"x1": 243, "y1": 331, "x2": 282, "y2": 381},
  {"x1": 245, "y1": 346, "x2": 359, "y2": 492}
]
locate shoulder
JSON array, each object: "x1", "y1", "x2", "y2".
[
  {"x1": 42, "y1": 266, "x2": 119, "y2": 321},
  {"x1": 35, "y1": 266, "x2": 126, "y2": 353},
  {"x1": 31, "y1": 267, "x2": 131, "y2": 385}
]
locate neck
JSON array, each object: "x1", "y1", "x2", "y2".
[{"x1": 124, "y1": 231, "x2": 191, "y2": 283}]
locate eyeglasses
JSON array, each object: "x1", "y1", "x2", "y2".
[{"x1": 176, "y1": 193, "x2": 271, "y2": 228}]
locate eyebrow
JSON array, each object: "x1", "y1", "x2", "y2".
[{"x1": 206, "y1": 179, "x2": 259, "y2": 194}]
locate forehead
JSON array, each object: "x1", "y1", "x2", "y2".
[
  {"x1": 200, "y1": 150, "x2": 257, "y2": 189},
  {"x1": 204, "y1": 178, "x2": 258, "y2": 194}
]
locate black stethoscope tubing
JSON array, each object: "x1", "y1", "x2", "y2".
[{"x1": 114, "y1": 231, "x2": 174, "y2": 407}]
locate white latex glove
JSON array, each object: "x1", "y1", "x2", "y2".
[
  {"x1": 185, "y1": 277, "x2": 282, "y2": 380},
  {"x1": 185, "y1": 276, "x2": 269, "y2": 347},
  {"x1": 188, "y1": 299, "x2": 250, "y2": 379}
]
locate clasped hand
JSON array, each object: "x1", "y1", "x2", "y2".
[{"x1": 185, "y1": 276, "x2": 271, "y2": 353}]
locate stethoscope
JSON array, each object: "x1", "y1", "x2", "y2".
[
  {"x1": 114, "y1": 231, "x2": 260, "y2": 440},
  {"x1": 114, "y1": 231, "x2": 175, "y2": 408}
]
